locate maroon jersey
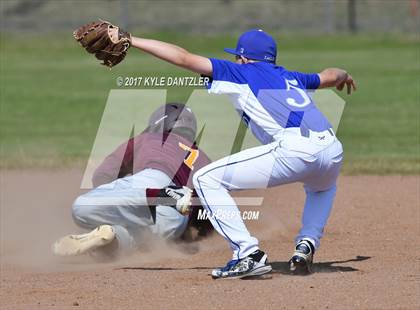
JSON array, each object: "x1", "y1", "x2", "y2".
[{"x1": 92, "y1": 132, "x2": 211, "y2": 188}]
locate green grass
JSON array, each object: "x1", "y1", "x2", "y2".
[{"x1": 0, "y1": 32, "x2": 419, "y2": 174}]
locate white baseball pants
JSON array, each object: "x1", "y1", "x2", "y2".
[
  {"x1": 193, "y1": 129, "x2": 343, "y2": 259},
  {"x1": 72, "y1": 168, "x2": 189, "y2": 254}
]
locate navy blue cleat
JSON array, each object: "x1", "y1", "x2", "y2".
[
  {"x1": 211, "y1": 250, "x2": 272, "y2": 279},
  {"x1": 289, "y1": 239, "x2": 315, "y2": 275}
]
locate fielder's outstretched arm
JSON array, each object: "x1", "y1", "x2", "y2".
[
  {"x1": 131, "y1": 37, "x2": 356, "y2": 94},
  {"x1": 318, "y1": 68, "x2": 357, "y2": 94},
  {"x1": 131, "y1": 37, "x2": 213, "y2": 76}
]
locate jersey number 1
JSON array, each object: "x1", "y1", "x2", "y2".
[{"x1": 178, "y1": 142, "x2": 199, "y2": 170}]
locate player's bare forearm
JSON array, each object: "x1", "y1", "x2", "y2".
[
  {"x1": 318, "y1": 68, "x2": 357, "y2": 94},
  {"x1": 131, "y1": 36, "x2": 213, "y2": 76}
]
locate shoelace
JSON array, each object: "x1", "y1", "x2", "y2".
[
  {"x1": 235, "y1": 259, "x2": 251, "y2": 271},
  {"x1": 220, "y1": 259, "x2": 240, "y2": 272}
]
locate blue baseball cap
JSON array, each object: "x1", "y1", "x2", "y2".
[{"x1": 224, "y1": 29, "x2": 277, "y2": 63}]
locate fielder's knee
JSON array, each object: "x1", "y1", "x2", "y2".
[
  {"x1": 304, "y1": 183, "x2": 337, "y2": 194},
  {"x1": 192, "y1": 168, "x2": 202, "y2": 189},
  {"x1": 193, "y1": 166, "x2": 213, "y2": 191},
  {"x1": 194, "y1": 165, "x2": 229, "y2": 193}
]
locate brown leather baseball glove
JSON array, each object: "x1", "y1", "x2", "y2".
[{"x1": 73, "y1": 20, "x2": 131, "y2": 68}]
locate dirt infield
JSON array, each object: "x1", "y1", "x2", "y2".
[{"x1": 0, "y1": 170, "x2": 418, "y2": 310}]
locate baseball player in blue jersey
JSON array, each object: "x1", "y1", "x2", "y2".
[{"x1": 128, "y1": 29, "x2": 356, "y2": 279}]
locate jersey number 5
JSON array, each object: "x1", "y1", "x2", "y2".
[
  {"x1": 285, "y1": 79, "x2": 311, "y2": 108},
  {"x1": 178, "y1": 142, "x2": 199, "y2": 170}
]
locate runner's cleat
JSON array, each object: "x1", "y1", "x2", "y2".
[{"x1": 52, "y1": 225, "x2": 116, "y2": 256}]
